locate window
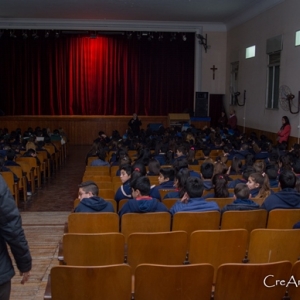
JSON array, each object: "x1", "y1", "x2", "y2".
[
  {"x1": 230, "y1": 61, "x2": 239, "y2": 105},
  {"x1": 295, "y1": 30, "x2": 300, "y2": 46},
  {"x1": 245, "y1": 46, "x2": 256, "y2": 59},
  {"x1": 266, "y1": 52, "x2": 280, "y2": 109}
]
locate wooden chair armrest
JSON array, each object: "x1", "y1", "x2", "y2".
[
  {"x1": 57, "y1": 240, "x2": 64, "y2": 263},
  {"x1": 43, "y1": 274, "x2": 52, "y2": 300},
  {"x1": 64, "y1": 222, "x2": 68, "y2": 233}
]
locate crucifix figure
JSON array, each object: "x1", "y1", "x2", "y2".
[{"x1": 210, "y1": 65, "x2": 218, "y2": 80}]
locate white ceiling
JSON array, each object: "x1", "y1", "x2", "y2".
[{"x1": 0, "y1": 0, "x2": 284, "y2": 31}]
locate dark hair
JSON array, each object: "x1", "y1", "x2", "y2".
[
  {"x1": 281, "y1": 116, "x2": 290, "y2": 129},
  {"x1": 176, "y1": 145, "x2": 187, "y2": 156},
  {"x1": 78, "y1": 181, "x2": 99, "y2": 196},
  {"x1": 248, "y1": 172, "x2": 271, "y2": 198},
  {"x1": 242, "y1": 167, "x2": 256, "y2": 180},
  {"x1": 265, "y1": 165, "x2": 278, "y2": 180},
  {"x1": 159, "y1": 167, "x2": 175, "y2": 181},
  {"x1": 97, "y1": 148, "x2": 107, "y2": 161},
  {"x1": 293, "y1": 160, "x2": 300, "y2": 174},
  {"x1": 6, "y1": 149, "x2": 16, "y2": 161},
  {"x1": 231, "y1": 156, "x2": 243, "y2": 174},
  {"x1": 279, "y1": 170, "x2": 296, "y2": 189},
  {"x1": 131, "y1": 176, "x2": 151, "y2": 196},
  {"x1": 120, "y1": 164, "x2": 133, "y2": 176},
  {"x1": 234, "y1": 183, "x2": 250, "y2": 200},
  {"x1": 175, "y1": 168, "x2": 191, "y2": 197},
  {"x1": 185, "y1": 177, "x2": 204, "y2": 198},
  {"x1": 200, "y1": 162, "x2": 214, "y2": 179},
  {"x1": 132, "y1": 163, "x2": 147, "y2": 176},
  {"x1": 212, "y1": 173, "x2": 229, "y2": 198},
  {"x1": 147, "y1": 158, "x2": 161, "y2": 175}
]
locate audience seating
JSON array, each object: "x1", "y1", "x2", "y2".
[
  {"x1": 206, "y1": 197, "x2": 234, "y2": 209},
  {"x1": 110, "y1": 165, "x2": 119, "y2": 176},
  {"x1": 162, "y1": 198, "x2": 178, "y2": 210},
  {"x1": 134, "y1": 263, "x2": 214, "y2": 300},
  {"x1": 267, "y1": 209, "x2": 300, "y2": 229},
  {"x1": 189, "y1": 229, "x2": 248, "y2": 281},
  {"x1": 5, "y1": 165, "x2": 27, "y2": 201},
  {"x1": 44, "y1": 264, "x2": 131, "y2": 300},
  {"x1": 214, "y1": 261, "x2": 292, "y2": 300},
  {"x1": 85, "y1": 165, "x2": 110, "y2": 174},
  {"x1": 0, "y1": 171, "x2": 19, "y2": 204},
  {"x1": 159, "y1": 189, "x2": 175, "y2": 199},
  {"x1": 113, "y1": 181, "x2": 122, "y2": 192},
  {"x1": 86, "y1": 156, "x2": 98, "y2": 166},
  {"x1": 36, "y1": 152, "x2": 48, "y2": 181},
  {"x1": 247, "y1": 229, "x2": 300, "y2": 263},
  {"x1": 188, "y1": 165, "x2": 200, "y2": 172},
  {"x1": 16, "y1": 156, "x2": 41, "y2": 188},
  {"x1": 147, "y1": 176, "x2": 159, "y2": 186},
  {"x1": 121, "y1": 212, "x2": 171, "y2": 242},
  {"x1": 118, "y1": 198, "x2": 129, "y2": 211},
  {"x1": 15, "y1": 160, "x2": 35, "y2": 193},
  {"x1": 58, "y1": 233, "x2": 125, "y2": 265},
  {"x1": 99, "y1": 189, "x2": 115, "y2": 199},
  {"x1": 127, "y1": 231, "x2": 188, "y2": 274},
  {"x1": 73, "y1": 198, "x2": 117, "y2": 212},
  {"x1": 251, "y1": 197, "x2": 266, "y2": 206},
  {"x1": 288, "y1": 260, "x2": 300, "y2": 298},
  {"x1": 68, "y1": 212, "x2": 119, "y2": 233},
  {"x1": 82, "y1": 174, "x2": 111, "y2": 182}
]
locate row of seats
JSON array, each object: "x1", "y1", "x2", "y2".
[
  {"x1": 45, "y1": 259, "x2": 299, "y2": 299},
  {"x1": 66, "y1": 210, "x2": 300, "y2": 239}
]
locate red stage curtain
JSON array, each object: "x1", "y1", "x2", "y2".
[{"x1": 0, "y1": 34, "x2": 194, "y2": 115}]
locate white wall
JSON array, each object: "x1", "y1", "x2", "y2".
[{"x1": 226, "y1": 0, "x2": 300, "y2": 139}]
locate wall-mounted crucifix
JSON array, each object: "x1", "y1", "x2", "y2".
[{"x1": 210, "y1": 65, "x2": 218, "y2": 80}]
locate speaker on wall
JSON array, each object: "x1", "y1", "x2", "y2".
[{"x1": 195, "y1": 92, "x2": 209, "y2": 117}]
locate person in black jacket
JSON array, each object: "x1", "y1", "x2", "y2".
[
  {"x1": 74, "y1": 181, "x2": 114, "y2": 212},
  {"x1": 0, "y1": 175, "x2": 32, "y2": 300},
  {"x1": 128, "y1": 113, "x2": 142, "y2": 137}
]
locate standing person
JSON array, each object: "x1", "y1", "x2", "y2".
[
  {"x1": 218, "y1": 111, "x2": 228, "y2": 128},
  {"x1": 0, "y1": 175, "x2": 32, "y2": 300},
  {"x1": 277, "y1": 116, "x2": 291, "y2": 144},
  {"x1": 227, "y1": 109, "x2": 237, "y2": 130},
  {"x1": 128, "y1": 113, "x2": 142, "y2": 137}
]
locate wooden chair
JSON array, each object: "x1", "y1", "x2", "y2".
[
  {"x1": 206, "y1": 197, "x2": 234, "y2": 209},
  {"x1": 92, "y1": 181, "x2": 113, "y2": 190},
  {"x1": 229, "y1": 174, "x2": 243, "y2": 180},
  {"x1": 85, "y1": 166, "x2": 110, "y2": 175},
  {"x1": 288, "y1": 260, "x2": 300, "y2": 298},
  {"x1": 247, "y1": 229, "x2": 300, "y2": 264},
  {"x1": 251, "y1": 197, "x2": 266, "y2": 206},
  {"x1": 44, "y1": 264, "x2": 131, "y2": 300},
  {"x1": 172, "y1": 211, "x2": 221, "y2": 244},
  {"x1": 16, "y1": 160, "x2": 35, "y2": 193},
  {"x1": 118, "y1": 198, "x2": 129, "y2": 212},
  {"x1": 68, "y1": 212, "x2": 119, "y2": 233},
  {"x1": 6, "y1": 165, "x2": 27, "y2": 201},
  {"x1": 87, "y1": 156, "x2": 98, "y2": 166},
  {"x1": 162, "y1": 198, "x2": 179, "y2": 210},
  {"x1": 44, "y1": 144, "x2": 58, "y2": 171},
  {"x1": 127, "y1": 231, "x2": 188, "y2": 274},
  {"x1": 202, "y1": 189, "x2": 213, "y2": 196},
  {"x1": 73, "y1": 198, "x2": 117, "y2": 212},
  {"x1": 189, "y1": 229, "x2": 248, "y2": 281},
  {"x1": 16, "y1": 156, "x2": 41, "y2": 188},
  {"x1": 59, "y1": 233, "x2": 125, "y2": 265},
  {"x1": 113, "y1": 181, "x2": 122, "y2": 192},
  {"x1": 147, "y1": 176, "x2": 159, "y2": 186},
  {"x1": 221, "y1": 210, "x2": 268, "y2": 233},
  {"x1": 37, "y1": 151, "x2": 50, "y2": 179},
  {"x1": 267, "y1": 209, "x2": 300, "y2": 229},
  {"x1": 121, "y1": 212, "x2": 171, "y2": 242},
  {"x1": 99, "y1": 189, "x2": 115, "y2": 199},
  {"x1": 270, "y1": 187, "x2": 280, "y2": 193},
  {"x1": 134, "y1": 263, "x2": 214, "y2": 300},
  {"x1": 214, "y1": 261, "x2": 292, "y2": 300},
  {"x1": 0, "y1": 172, "x2": 19, "y2": 205},
  {"x1": 110, "y1": 165, "x2": 119, "y2": 176},
  {"x1": 159, "y1": 189, "x2": 176, "y2": 200},
  {"x1": 82, "y1": 174, "x2": 112, "y2": 182},
  {"x1": 188, "y1": 165, "x2": 200, "y2": 173}
]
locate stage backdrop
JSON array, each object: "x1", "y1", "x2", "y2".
[{"x1": 0, "y1": 32, "x2": 194, "y2": 116}]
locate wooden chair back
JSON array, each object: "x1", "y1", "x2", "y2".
[
  {"x1": 82, "y1": 174, "x2": 112, "y2": 182},
  {"x1": 0, "y1": 172, "x2": 18, "y2": 204},
  {"x1": 271, "y1": 187, "x2": 280, "y2": 193},
  {"x1": 159, "y1": 189, "x2": 176, "y2": 200},
  {"x1": 162, "y1": 198, "x2": 179, "y2": 210},
  {"x1": 121, "y1": 212, "x2": 171, "y2": 242},
  {"x1": 110, "y1": 165, "x2": 119, "y2": 176},
  {"x1": 87, "y1": 156, "x2": 98, "y2": 166},
  {"x1": 202, "y1": 189, "x2": 213, "y2": 196},
  {"x1": 267, "y1": 209, "x2": 300, "y2": 229},
  {"x1": 251, "y1": 197, "x2": 266, "y2": 206},
  {"x1": 247, "y1": 229, "x2": 300, "y2": 264},
  {"x1": 118, "y1": 199, "x2": 129, "y2": 212},
  {"x1": 288, "y1": 260, "x2": 300, "y2": 298},
  {"x1": 172, "y1": 211, "x2": 221, "y2": 244},
  {"x1": 73, "y1": 198, "x2": 117, "y2": 212},
  {"x1": 134, "y1": 263, "x2": 214, "y2": 300},
  {"x1": 206, "y1": 197, "x2": 234, "y2": 209},
  {"x1": 214, "y1": 261, "x2": 292, "y2": 300},
  {"x1": 16, "y1": 156, "x2": 41, "y2": 188},
  {"x1": 127, "y1": 231, "x2": 188, "y2": 274},
  {"x1": 85, "y1": 166, "x2": 110, "y2": 175},
  {"x1": 99, "y1": 189, "x2": 115, "y2": 199},
  {"x1": 49, "y1": 265, "x2": 131, "y2": 300},
  {"x1": 147, "y1": 176, "x2": 159, "y2": 186},
  {"x1": 62, "y1": 233, "x2": 125, "y2": 265},
  {"x1": 14, "y1": 160, "x2": 35, "y2": 192},
  {"x1": 188, "y1": 165, "x2": 200, "y2": 172},
  {"x1": 68, "y1": 213, "x2": 119, "y2": 233},
  {"x1": 6, "y1": 166, "x2": 27, "y2": 201},
  {"x1": 189, "y1": 229, "x2": 248, "y2": 281},
  {"x1": 92, "y1": 181, "x2": 113, "y2": 190}
]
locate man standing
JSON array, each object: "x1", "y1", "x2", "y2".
[
  {"x1": 128, "y1": 113, "x2": 142, "y2": 136},
  {"x1": 0, "y1": 175, "x2": 32, "y2": 300}
]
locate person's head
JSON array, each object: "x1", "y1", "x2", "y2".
[
  {"x1": 234, "y1": 183, "x2": 251, "y2": 200},
  {"x1": 242, "y1": 166, "x2": 256, "y2": 181},
  {"x1": 293, "y1": 159, "x2": 300, "y2": 174},
  {"x1": 247, "y1": 172, "x2": 270, "y2": 198},
  {"x1": 212, "y1": 173, "x2": 229, "y2": 198},
  {"x1": 133, "y1": 113, "x2": 137, "y2": 119},
  {"x1": 78, "y1": 181, "x2": 98, "y2": 200},
  {"x1": 253, "y1": 160, "x2": 266, "y2": 173},
  {"x1": 176, "y1": 145, "x2": 187, "y2": 157},
  {"x1": 279, "y1": 170, "x2": 296, "y2": 189},
  {"x1": 158, "y1": 167, "x2": 175, "y2": 184},
  {"x1": 26, "y1": 148, "x2": 37, "y2": 157},
  {"x1": 231, "y1": 156, "x2": 243, "y2": 173},
  {"x1": 282, "y1": 116, "x2": 290, "y2": 126},
  {"x1": 202, "y1": 148, "x2": 211, "y2": 157},
  {"x1": 174, "y1": 168, "x2": 191, "y2": 196},
  {"x1": 147, "y1": 158, "x2": 161, "y2": 175},
  {"x1": 26, "y1": 141, "x2": 36, "y2": 151},
  {"x1": 132, "y1": 163, "x2": 147, "y2": 176},
  {"x1": 200, "y1": 162, "x2": 214, "y2": 179},
  {"x1": 119, "y1": 164, "x2": 132, "y2": 183},
  {"x1": 185, "y1": 177, "x2": 204, "y2": 198},
  {"x1": 244, "y1": 153, "x2": 255, "y2": 166},
  {"x1": 6, "y1": 149, "x2": 16, "y2": 161},
  {"x1": 265, "y1": 165, "x2": 278, "y2": 180},
  {"x1": 229, "y1": 109, "x2": 235, "y2": 116},
  {"x1": 97, "y1": 148, "x2": 106, "y2": 161},
  {"x1": 131, "y1": 176, "x2": 150, "y2": 198}
]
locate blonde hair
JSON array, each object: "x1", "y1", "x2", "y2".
[{"x1": 26, "y1": 141, "x2": 36, "y2": 151}]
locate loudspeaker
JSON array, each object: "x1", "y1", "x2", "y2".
[{"x1": 195, "y1": 92, "x2": 209, "y2": 117}]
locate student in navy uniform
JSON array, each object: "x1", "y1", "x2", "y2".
[
  {"x1": 170, "y1": 177, "x2": 219, "y2": 215},
  {"x1": 164, "y1": 168, "x2": 190, "y2": 199},
  {"x1": 114, "y1": 164, "x2": 133, "y2": 203},
  {"x1": 246, "y1": 172, "x2": 271, "y2": 199},
  {"x1": 200, "y1": 162, "x2": 214, "y2": 190},
  {"x1": 118, "y1": 176, "x2": 168, "y2": 217},
  {"x1": 74, "y1": 181, "x2": 114, "y2": 212}
]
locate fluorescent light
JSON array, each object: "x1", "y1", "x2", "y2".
[
  {"x1": 246, "y1": 45, "x2": 256, "y2": 59},
  {"x1": 295, "y1": 30, "x2": 300, "y2": 46}
]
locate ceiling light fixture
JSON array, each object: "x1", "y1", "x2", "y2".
[
  {"x1": 182, "y1": 33, "x2": 187, "y2": 41},
  {"x1": 45, "y1": 31, "x2": 50, "y2": 38}
]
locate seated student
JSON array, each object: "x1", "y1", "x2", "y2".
[
  {"x1": 22, "y1": 148, "x2": 41, "y2": 166},
  {"x1": 265, "y1": 165, "x2": 279, "y2": 187},
  {"x1": 200, "y1": 162, "x2": 214, "y2": 190},
  {"x1": 169, "y1": 177, "x2": 219, "y2": 215},
  {"x1": 164, "y1": 168, "x2": 191, "y2": 199},
  {"x1": 247, "y1": 172, "x2": 271, "y2": 199},
  {"x1": 0, "y1": 156, "x2": 19, "y2": 183},
  {"x1": 173, "y1": 158, "x2": 200, "y2": 179},
  {"x1": 149, "y1": 167, "x2": 175, "y2": 200},
  {"x1": 118, "y1": 176, "x2": 169, "y2": 217},
  {"x1": 221, "y1": 183, "x2": 260, "y2": 213},
  {"x1": 4, "y1": 149, "x2": 20, "y2": 166},
  {"x1": 228, "y1": 166, "x2": 256, "y2": 189},
  {"x1": 146, "y1": 158, "x2": 161, "y2": 176},
  {"x1": 293, "y1": 159, "x2": 300, "y2": 178},
  {"x1": 114, "y1": 164, "x2": 133, "y2": 203},
  {"x1": 261, "y1": 170, "x2": 300, "y2": 211},
  {"x1": 74, "y1": 181, "x2": 114, "y2": 212},
  {"x1": 173, "y1": 144, "x2": 187, "y2": 164},
  {"x1": 90, "y1": 148, "x2": 110, "y2": 167},
  {"x1": 204, "y1": 173, "x2": 233, "y2": 199}
]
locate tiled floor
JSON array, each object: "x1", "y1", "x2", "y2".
[{"x1": 19, "y1": 145, "x2": 89, "y2": 212}]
